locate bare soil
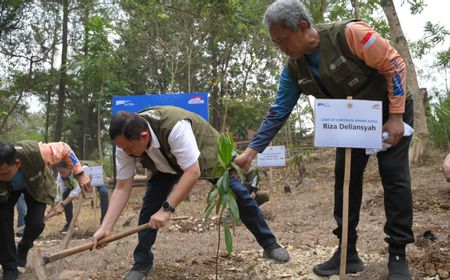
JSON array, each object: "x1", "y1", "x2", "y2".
[{"x1": 14, "y1": 149, "x2": 450, "y2": 279}]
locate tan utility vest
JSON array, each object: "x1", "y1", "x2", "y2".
[
  {"x1": 287, "y1": 20, "x2": 397, "y2": 102},
  {"x1": 0, "y1": 141, "x2": 56, "y2": 204},
  {"x1": 137, "y1": 106, "x2": 219, "y2": 178}
]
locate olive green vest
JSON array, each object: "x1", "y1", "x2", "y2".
[
  {"x1": 137, "y1": 106, "x2": 219, "y2": 178},
  {"x1": 0, "y1": 140, "x2": 56, "y2": 204},
  {"x1": 287, "y1": 20, "x2": 396, "y2": 102}
]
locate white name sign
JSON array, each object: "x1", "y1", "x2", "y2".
[
  {"x1": 257, "y1": 146, "x2": 286, "y2": 167},
  {"x1": 314, "y1": 99, "x2": 382, "y2": 149},
  {"x1": 83, "y1": 166, "x2": 105, "y2": 186}
]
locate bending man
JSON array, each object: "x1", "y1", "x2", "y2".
[
  {"x1": 0, "y1": 140, "x2": 91, "y2": 280},
  {"x1": 92, "y1": 106, "x2": 289, "y2": 280}
]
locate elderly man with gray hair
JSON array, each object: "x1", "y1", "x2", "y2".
[{"x1": 234, "y1": 1, "x2": 414, "y2": 279}]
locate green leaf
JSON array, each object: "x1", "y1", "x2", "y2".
[
  {"x1": 221, "y1": 193, "x2": 229, "y2": 208},
  {"x1": 230, "y1": 162, "x2": 245, "y2": 183},
  {"x1": 218, "y1": 134, "x2": 233, "y2": 168},
  {"x1": 220, "y1": 170, "x2": 230, "y2": 193},
  {"x1": 211, "y1": 163, "x2": 221, "y2": 178},
  {"x1": 207, "y1": 188, "x2": 219, "y2": 205},
  {"x1": 224, "y1": 223, "x2": 233, "y2": 255},
  {"x1": 227, "y1": 194, "x2": 240, "y2": 223},
  {"x1": 204, "y1": 202, "x2": 215, "y2": 222},
  {"x1": 216, "y1": 175, "x2": 224, "y2": 192},
  {"x1": 215, "y1": 194, "x2": 223, "y2": 214}
]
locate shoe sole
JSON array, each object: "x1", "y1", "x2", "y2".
[
  {"x1": 262, "y1": 251, "x2": 290, "y2": 263},
  {"x1": 313, "y1": 262, "x2": 365, "y2": 276},
  {"x1": 124, "y1": 266, "x2": 155, "y2": 280}
]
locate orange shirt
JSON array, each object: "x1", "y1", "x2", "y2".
[
  {"x1": 345, "y1": 21, "x2": 407, "y2": 113},
  {"x1": 38, "y1": 142, "x2": 84, "y2": 175}
]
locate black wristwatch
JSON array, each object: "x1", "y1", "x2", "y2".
[
  {"x1": 60, "y1": 201, "x2": 65, "y2": 209},
  {"x1": 162, "y1": 201, "x2": 175, "y2": 213}
]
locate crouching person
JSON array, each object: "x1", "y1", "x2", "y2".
[
  {"x1": 0, "y1": 140, "x2": 91, "y2": 280},
  {"x1": 92, "y1": 106, "x2": 290, "y2": 280}
]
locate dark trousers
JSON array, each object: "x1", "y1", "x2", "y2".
[
  {"x1": 332, "y1": 99, "x2": 414, "y2": 254},
  {"x1": 0, "y1": 190, "x2": 46, "y2": 270},
  {"x1": 133, "y1": 172, "x2": 277, "y2": 265}
]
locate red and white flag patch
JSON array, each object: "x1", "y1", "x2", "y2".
[{"x1": 360, "y1": 32, "x2": 376, "y2": 49}]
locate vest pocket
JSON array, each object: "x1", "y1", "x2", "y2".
[{"x1": 326, "y1": 59, "x2": 369, "y2": 98}]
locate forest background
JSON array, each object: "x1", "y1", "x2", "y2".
[{"x1": 1, "y1": 0, "x2": 449, "y2": 174}]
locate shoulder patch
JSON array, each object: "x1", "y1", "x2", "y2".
[{"x1": 360, "y1": 32, "x2": 376, "y2": 49}]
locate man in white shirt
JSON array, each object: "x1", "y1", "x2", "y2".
[
  {"x1": 92, "y1": 106, "x2": 289, "y2": 280},
  {"x1": 53, "y1": 161, "x2": 82, "y2": 233}
]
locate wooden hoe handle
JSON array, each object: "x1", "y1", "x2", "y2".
[{"x1": 44, "y1": 223, "x2": 150, "y2": 264}]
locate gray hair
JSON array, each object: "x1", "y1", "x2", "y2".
[{"x1": 263, "y1": 0, "x2": 312, "y2": 31}]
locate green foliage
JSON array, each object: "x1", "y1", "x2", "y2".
[
  {"x1": 223, "y1": 223, "x2": 233, "y2": 254},
  {"x1": 288, "y1": 149, "x2": 311, "y2": 167},
  {"x1": 225, "y1": 97, "x2": 270, "y2": 140},
  {"x1": 406, "y1": 0, "x2": 426, "y2": 14},
  {"x1": 115, "y1": 0, "x2": 279, "y2": 131},
  {"x1": 428, "y1": 94, "x2": 450, "y2": 151},
  {"x1": 411, "y1": 22, "x2": 449, "y2": 59},
  {"x1": 436, "y1": 47, "x2": 450, "y2": 69},
  {"x1": 0, "y1": 0, "x2": 33, "y2": 37},
  {"x1": 205, "y1": 133, "x2": 242, "y2": 256}
]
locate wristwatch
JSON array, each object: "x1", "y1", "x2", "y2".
[
  {"x1": 162, "y1": 201, "x2": 175, "y2": 213},
  {"x1": 59, "y1": 201, "x2": 65, "y2": 209}
]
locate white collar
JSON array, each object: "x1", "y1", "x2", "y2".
[{"x1": 147, "y1": 123, "x2": 160, "y2": 149}]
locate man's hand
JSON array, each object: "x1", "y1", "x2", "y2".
[
  {"x1": 92, "y1": 226, "x2": 112, "y2": 249},
  {"x1": 148, "y1": 209, "x2": 171, "y2": 229},
  {"x1": 55, "y1": 202, "x2": 65, "y2": 214},
  {"x1": 76, "y1": 172, "x2": 92, "y2": 193},
  {"x1": 234, "y1": 147, "x2": 258, "y2": 173},
  {"x1": 44, "y1": 205, "x2": 54, "y2": 221},
  {"x1": 443, "y1": 153, "x2": 450, "y2": 183},
  {"x1": 383, "y1": 113, "x2": 404, "y2": 146}
]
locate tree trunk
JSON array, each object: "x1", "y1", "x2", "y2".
[
  {"x1": 44, "y1": 21, "x2": 59, "y2": 143},
  {"x1": 54, "y1": 0, "x2": 69, "y2": 141},
  {"x1": 81, "y1": 6, "x2": 91, "y2": 159},
  {"x1": 97, "y1": 80, "x2": 104, "y2": 163},
  {"x1": 380, "y1": 0, "x2": 429, "y2": 163},
  {"x1": 208, "y1": 33, "x2": 222, "y2": 131},
  {"x1": 187, "y1": 44, "x2": 192, "y2": 92},
  {"x1": 351, "y1": 0, "x2": 361, "y2": 19}
]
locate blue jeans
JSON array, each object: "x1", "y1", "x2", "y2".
[
  {"x1": 16, "y1": 193, "x2": 27, "y2": 228},
  {"x1": 63, "y1": 186, "x2": 109, "y2": 224},
  {"x1": 95, "y1": 186, "x2": 109, "y2": 223},
  {"x1": 133, "y1": 172, "x2": 277, "y2": 265}
]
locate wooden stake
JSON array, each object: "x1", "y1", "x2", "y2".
[
  {"x1": 340, "y1": 96, "x2": 353, "y2": 280},
  {"x1": 92, "y1": 188, "x2": 98, "y2": 225},
  {"x1": 52, "y1": 195, "x2": 84, "y2": 279},
  {"x1": 339, "y1": 147, "x2": 351, "y2": 279}
]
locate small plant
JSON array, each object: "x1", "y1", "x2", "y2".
[
  {"x1": 287, "y1": 149, "x2": 311, "y2": 186},
  {"x1": 204, "y1": 133, "x2": 244, "y2": 279}
]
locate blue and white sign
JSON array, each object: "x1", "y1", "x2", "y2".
[
  {"x1": 83, "y1": 166, "x2": 105, "y2": 186},
  {"x1": 314, "y1": 99, "x2": 382, "y2": 149},
  {"x1": 257, "y1": 146, "x2": 286, "y2": 167},
  {"x1": 112, "y1": 92, "x2": 209, "y2": 121}
]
